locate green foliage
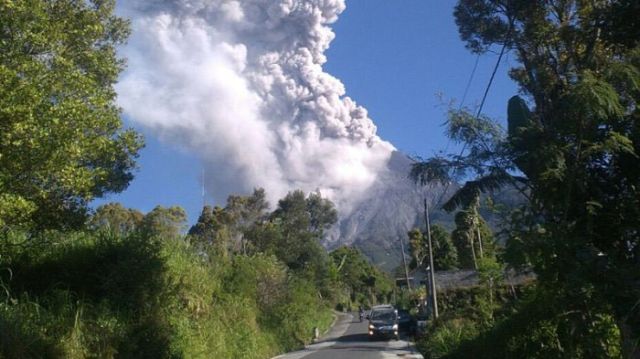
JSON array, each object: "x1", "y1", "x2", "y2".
[
  {"x1": 329, "y1": 246, "x2": 393, "y2": 308},
  {"x1": 0, "y1": 230, "x2": 170, "y2": 357},
  {"x1": 187, "y1": 205, "x2": 221, "y2": 241},
  {"x1": 260, "y1": 190, "x2": 337, "y2": 280},
  {"x1": 507, "y1": 95, "x2": 533, "y2": 138},
  {"x1": 0, "y1": 229, "x2": 334, "y2": 358},
  {"x1": 451, "y1": 209, "x2": 496, "y2": 270},
  {"x1": 417, "y1": 318, "x2": 479, "y2": 359},
  {"x1": 187, "y1": 204, "x2": 231, "y2": 255},
  {"x1": 448, "y1": 288, "x2": 622, "y2": 359},
  {"x1": 408, "y1": 225, "x2": 458, "y2": 271},
  {"x1": 263, "y1": 278, "x2": 334, "y2": 349},
  {"x1": 442, "y1": 170, "x2": 519, "y2": 212},
  {"x1": 410, "y1": 157, "x2": 452, "y2": 186},
  {"x1": 475, "y1": 257, "x2": 504, "y2": 326},
  {"x1": 0, "y1": 194, "x2": 36, "y2": 229},
  {"x1": 0, "y1": 0, "x2": 143, "y2": 230},
  {"x1": 139, "y1": 205, "x2": 187, "y2": 239},
  {"x1": 271, "y1": 190, "x2": 338, "y2": 238},
  {"x1": 432, "y1": 225, "x2": 459, "y2": 270},
  {"x1": 88, "y1": 202, "x2": 143, "y2": 235},
  {"x1": 414, "y1": 2, "x2": 640, "y2": 355},
  {"x1": 419, "y1": 282, "x2": 622, "y2": 359},
  {"x1": 455, "y1": 0, "x2": 640, "y2": 355},
  {"x1": 0, "y1": 188, "x2": 360, "y2": 358},
  {"x1": 187, "y1": 189, "x2": 270, "y2": 255},
  {"x1": 225, "y1": 188, "x2": 270, "y2": 228}
]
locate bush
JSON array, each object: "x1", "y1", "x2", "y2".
[
  {"x1": 450, "y1": 288, "x2": 622, "y2": 359},
  {"x1": 0, "y1": 230, "x2": 334, "y2": 358},
  {"x1": 416, "y1": 284, "x2": 622, "y2": 359},
  {"x1": 416, "y1": 318, "x2": 479, "y2": 359}
]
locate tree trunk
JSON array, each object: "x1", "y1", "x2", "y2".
[
  {"x1": 469, "y1": 234, "x2": 478, "y2": 270},
  {"x1": 476, "y1": 225, "x2": 484, "y2": 259},
  {"x1": 618, "y1": 320, "x2": 640, "y2": 359}
]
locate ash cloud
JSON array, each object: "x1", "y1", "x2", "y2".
[{"x1": 116, "y1": 0, "x2": 395, "y2": 213}]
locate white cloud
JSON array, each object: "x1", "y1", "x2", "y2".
[{"x1": 117, "y1": 0, "x2": 395, "y2": 214}]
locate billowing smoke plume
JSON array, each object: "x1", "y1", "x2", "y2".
[{"x1": 116, "y1": 0, "x2": 395, "y2": 213}]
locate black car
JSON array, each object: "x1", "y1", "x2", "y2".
[
  {"x1": 397, "y1": 309, "x2": 416, "y2": 334},
  {"x1": 367, "y1": 307, "x2": 399, "y2": 340}
]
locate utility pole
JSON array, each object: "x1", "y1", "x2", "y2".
[
  {"x1": 202, "y1": 168, "x2": 207, "y2": 208},
  {"x1": 474, "y1": 205, "x2": 484, "y2": 259},
  {"x1": 399, "y1": 234, "x2": 411, "y2": 290},
  {"x1": 424, "y1": 197, "x2": 439, "y2": 319}
]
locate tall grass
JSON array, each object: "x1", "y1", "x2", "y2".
[
  {"x1": 416, "y1": 285, "x2": 622, "y2": 359},
  {"x1": 0, "y1": 230, "x2": 333, "y2": 358}
]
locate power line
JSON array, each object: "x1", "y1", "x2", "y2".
[
  {"x1": 435, "y1": 37, "x2": 511, "y2": 209},
  {"x1": 474, "y1": 41, "x2": 509, "y2": 121},
  {"x1": 420, "y1": 40, "x2": 510, "y2": 322},
  {"x1": 443, "y1": 53, "x2": 482, "y2": 155},
  {"x1": 459, "y1": 53, "x2": 481, "y2": 111}
]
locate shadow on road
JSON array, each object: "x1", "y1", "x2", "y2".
[
  {"x1": 334, "y1": 333, "x2": 369, "y2": 342},
  {"x1": 274, "y1": 313, "x2": 423, "y2": 358}
]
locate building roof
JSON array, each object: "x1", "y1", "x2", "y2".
[{"x1": 409, "y1": 268, "x2": 536, "y2": 291}]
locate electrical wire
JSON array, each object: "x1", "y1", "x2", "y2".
[
  {"x1": 431, "y1": 37, "x2": 511, "y2": 211},
  {"x1": 459, "y1": 54, "x2": 481, "y2": 111},
  {"x1": 443, "y1": 54, "x2": 481, "y2": 155}
]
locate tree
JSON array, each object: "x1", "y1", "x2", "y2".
[
  {"x1": 187, "y1": 205, "x2": 223, "y2": 246},
  {"x1": 0, "y1": 0, "x2": 143, "y2": 230},
  {"x1": 187, "y1": 189, "x2": 270, "y2": 254},
  {"x1": 89, "y1": 202, "x2": 143, "y2": 235},
  {"x1": 451, "y1": 200, "x2": 497, "y2": 270},
  {"x1": 224, "y1": 188, "x2": 269, "y2": 253},
  {"x1": 306, "y1": 192, "x2": 338, "y2": 236},
  {"x1": 407, "y1": 228, "x2": 425, "y2": 270},
  {"x1": 259, "y1": 190, "x2": 338, "y2": 298},
  {"x1": 409, "y1": 225, "x2": 458, "y2": 271},
  {"x1": 225, "y1": 188, "x2": 269, "y2": 229},
  {"x1": 140, "y1": 206, "x2": 187, "y2": 239},
  {"x1": 330, "y1": 246, "x2": 393, "y2": 306},
  {"x1": 268, "y1": 190, "x2": 337, "y2": 270},
  {"x1": 244, "y1": 220, "x2": 283, "y2": 257},
  {"x1": 271, "y1": 190, "x2": 337, "y2": 238},
  {"x1": 431, "y1": 224, "x2": 459, "y2": 271},
  {"x1": 418, "y1": 0, "x2": 640, "y2": 355}
]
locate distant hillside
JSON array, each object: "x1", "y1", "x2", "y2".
[
  {"x1": 324, "y1": 151, "x2": 452, "y2": 272},
  {"x1": 324, "y1": 151, "x2": 525, "y2": 272}
]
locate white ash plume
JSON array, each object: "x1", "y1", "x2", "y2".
[{"x1": 116, "y1": 0, "x2": 395, "y2": 213}]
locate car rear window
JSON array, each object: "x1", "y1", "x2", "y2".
[{"x1": 370, "y1": 310, "x2": 396, "y2": 321}]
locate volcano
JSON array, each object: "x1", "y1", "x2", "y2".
[{"x1": 324, "y1": 151, "x2": 455, "y2": 272}]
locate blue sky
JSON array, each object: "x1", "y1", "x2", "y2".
[{"x1": 95, "y1": 0, "x2": 520, "y2": 223}]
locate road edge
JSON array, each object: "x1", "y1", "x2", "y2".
[
  {"x1": 271, "y1": 311, "x2": 352, "y2": 359},
  {"x1": 271, "y1": 311, "x2": 424, "y2": 359},
  {"x1": 314, "y1": 310, "x2": 341, "y2": 342}
]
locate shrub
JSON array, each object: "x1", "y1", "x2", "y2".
[
  {"x1": 416, "y1": 317, "x2": 479, "y2": 359},
  {"x1": 0, "y1": 230, "x2": 334, "y2": 358}
]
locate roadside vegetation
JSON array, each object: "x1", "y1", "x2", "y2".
[
  {"x1": 0, "y1": 1, "x2": 391, "y2": 357},
  {"x1": 2, "y1": 0, "x2": 638, "y2": 358},
  {"x1": 411, "y1": 0, "x2": 640, "y2": 358},
  {"x1": 0, "y1": 188, "x2": 392, "y2": 358}
]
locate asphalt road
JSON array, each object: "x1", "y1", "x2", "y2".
[{"x1": 274, "y1": 313, "x2": 423, "y2": 359}]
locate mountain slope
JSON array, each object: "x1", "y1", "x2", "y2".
[
  {"x1": 325, "y1": 151, "x2": 525, "y2": 272},
  {"x1": 325, "y1": 151, "x2": 454, "y2": 272}
]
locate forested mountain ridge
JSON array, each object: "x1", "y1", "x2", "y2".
[{"x1": 325, "y1": 151, "x2": 523, "y2": 271}]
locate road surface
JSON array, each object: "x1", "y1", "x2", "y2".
[{"x1": 274, "y1": 312, "x2": 423, "y2": 359}]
